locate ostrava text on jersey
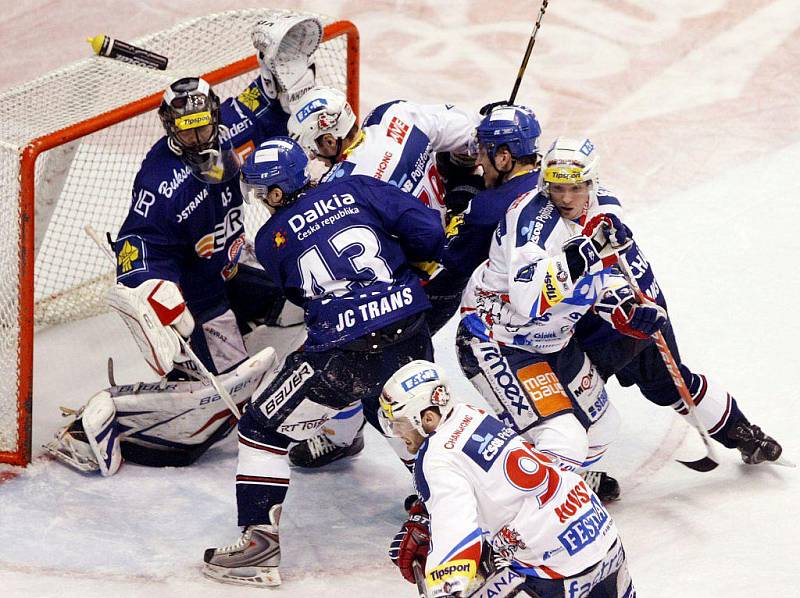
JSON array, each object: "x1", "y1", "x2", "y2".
[
  {"x1": 115, "y1": 77, "x2": 288, "y2": 315},
  {"x1": 321, "y1": 100, "x2": 477, "y2": 224},
  {"x1": 460, "y1": 186, "x2": 659, "y2": 353},
  {"x1": 254, "y1": 175, "x2": 444, "y2": 351},
  {"x1": 415, "y1": 403, "x2": 618, "y2": 593}
]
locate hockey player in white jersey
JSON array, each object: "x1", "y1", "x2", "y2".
[
  {"x1": 460, "y1": 133, "x2": 782, "y2": 475},
  {"x1": 43, "y1": 15, "x2": 321, "y2": 477},
  {"x1": 381, "y1": 360, "x2": 635, "y2": 598},
  {"x1": 454, "y1": 108, "x2": 625, "y2": 505},
  {"x1": 284, "y1": 86, "x2": 479, "y2": 468}
]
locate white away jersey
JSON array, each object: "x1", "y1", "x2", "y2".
[
  {"x1": 322, "y1": 100, "x2": 478, "y2": 224},
  {"x1": 415, "y1": 403, "x2": 618, "y2": 596},
  {"x1": 460, "y1": 189, "x2": 629, "y2": 353}
]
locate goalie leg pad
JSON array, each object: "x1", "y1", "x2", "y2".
[{"x1": 81, "y1": 391, "x2": 122, "y2": 476}]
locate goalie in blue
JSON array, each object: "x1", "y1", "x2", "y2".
[{"x1": 44, "y1": 16, "x2": 324, "y2": 477}]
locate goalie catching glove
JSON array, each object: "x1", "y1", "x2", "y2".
[
  {"x1": 594, "y1": 283, "x2": 667, "y2": 340},
  {"x1": 389, "y1": 495, "x2": 431, "y2": 584},
  {"x1": 105, "y1": 279, "x2": 194, "y2": 376},
  {"x1": 251, "y1": 15, "x2": 322, "y2": 112}
]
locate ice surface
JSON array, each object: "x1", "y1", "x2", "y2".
[{"x1": 1, "y1": 1, "x2": 798, "y2": 596}]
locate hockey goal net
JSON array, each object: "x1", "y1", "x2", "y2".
[{"x1": 0, "y1": 9, "x2": 359, "y2": 466}]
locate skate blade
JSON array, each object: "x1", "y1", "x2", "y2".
[
  {"x1": 766, "y1": 456, "x2": 796, "y2": 468},
  {"x1": 202, "y1": 563, "x2": 281, "y2": 587},
  {"x1": 677, "y1": 456, "x2": 719, "y2": 472}
]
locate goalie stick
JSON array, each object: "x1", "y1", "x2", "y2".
[
  {"x1": 84, "y1": 224, "x2": 241, "y2": 420},
  {"x1": 612, "y1": 246, "x2": 719, "y2": 472}
]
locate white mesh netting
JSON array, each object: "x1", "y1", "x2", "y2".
[{"x1": 0, "y1": 9, "x2": 354, "y2": 461}]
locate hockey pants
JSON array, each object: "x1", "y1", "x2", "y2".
[
  {"x1": 456, "y1": 322, "x2": 620, "y2": 471},
  {"x1": 235, "y1": 319, "x2": 433, "y2": 526}
]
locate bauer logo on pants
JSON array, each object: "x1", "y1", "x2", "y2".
[
  {"x1": 259, "y1": 362, "x2": 314, "y2": 419},
  {"x1": 516, "y1": 362, "x2": 571, "y2": 418}
]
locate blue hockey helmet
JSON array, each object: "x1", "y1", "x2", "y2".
[
  {"x1": 240, "y1": 137, "x2": 311, "y2": 208},
  {"x1": 475, "y1": 104, "x2": 541, "y2": 161}
]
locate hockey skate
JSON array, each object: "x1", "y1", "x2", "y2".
[
  {"x1": 203, "y1": 505, "x2": 282, "y2": 587},
  {"x1": 288, "y1": 427, "x2": 365, "y2": 468},
  {"x1": 727, "y1": 421, "x2": 782, "y2": 465},
  {"x1": 581, "y1": 471, "x2": 621, "y2": 502},
  {"x1": 43, "y1": 391, "x2": 122, "y2": 476}
]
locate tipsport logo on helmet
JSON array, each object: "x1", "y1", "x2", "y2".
[
  {"x1": 296, "y1": 98, "x2": 328, "y2": 123},
  {"x1": 400, "y1": 369, "x2": 439, "y2": 392},
  {"x1": 174, "y1": 111, "x2": 212, "y2": 130}
]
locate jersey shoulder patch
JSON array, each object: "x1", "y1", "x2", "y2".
[{"x1": 461, "y1": 416, "x2": 516, "y2": 472}]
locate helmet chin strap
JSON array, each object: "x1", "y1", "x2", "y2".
[{"x1": 490, "y1": 153, "x2": 515, "y2": 186}]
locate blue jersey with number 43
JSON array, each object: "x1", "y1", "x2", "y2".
[{"x1": 254, "y1": 175, "x2": 445, "y2": 351}]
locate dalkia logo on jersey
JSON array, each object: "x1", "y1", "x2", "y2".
[
  {"x1": 386, "y1": 116, "x2": 409, "y2": 144},
  {"x1": 288, "y1": 193, "x2": 357, "y2": 233}
]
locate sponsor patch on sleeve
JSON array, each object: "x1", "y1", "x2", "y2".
[{"x1": 115, "y1": 235, "x2": 147, "y2": 278}]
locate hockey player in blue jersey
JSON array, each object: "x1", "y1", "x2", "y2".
[
  {"x1": 281, "y1": 85, "x2": 481, "y2": 467},
  {"x1": 202, "y1": 137, "x2": 445, "y2": 587},
  {"x1": 44, "y1": 16, "x2": 325, "y2": 477}
]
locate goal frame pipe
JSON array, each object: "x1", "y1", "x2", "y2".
[{"x1": 2, "y1": 20, "x2": 359, "y2": 466}]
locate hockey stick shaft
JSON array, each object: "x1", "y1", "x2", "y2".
[
  {"x1": 614, "y1": 248, "x2": 720, "y2": 469},
  {"x1": 508, "y1": 0, "x2": 549, "y2": 104},
  {"x1": 412, "y1": 561, "x2": 429, "y2": 598},
  {"x1": 85, "y1": 225, "x2": 241, "y2": 420}
]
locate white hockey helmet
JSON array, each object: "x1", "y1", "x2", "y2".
[
  {"x1": 379, "y1": 360, "x2": 453, "y2": 439},
  {"x1": 539, "y1": 136, "x2": 600, "y2": 196},
  {"x1": 286, "y1": 86, "x2": 357, "y2": 158}
]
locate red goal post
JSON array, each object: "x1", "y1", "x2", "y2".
[{"x1": 0, "y1": 10, "x2": 359, "y2": 466}]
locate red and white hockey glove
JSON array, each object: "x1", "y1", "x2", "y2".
[
  {"x1": 388, "y1": 497, "x2": 431, "y2": 584},
  {"x1": 594, "y1": 284, "x2": 667, "y2": 340},
  {"x1": 583, "y1": 213, "x2": 634, "y2": 250}
]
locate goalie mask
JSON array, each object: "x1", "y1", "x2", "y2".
[
  {"x1": 287, "y1": 86, "x2": 357, "y2": 161},
  {"x1": 539, "y1": 136, "x2": 600, "y2": 201},
  {"x1": 159, "y1": 77, "x2": 241, "y2": 183},
  {"x1": 240, "y1": 137, "x2": 311, "y2": 210},
  {"x1": 379, "y1": 360, "x2": 454, "y2": 439},
  {"x1": 252, "y1": 15, "x2": 322, "y2": 113}
]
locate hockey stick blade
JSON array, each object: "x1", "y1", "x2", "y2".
[{"x1": 677, "y1": 456, "x2": 719, "y2": 472}]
